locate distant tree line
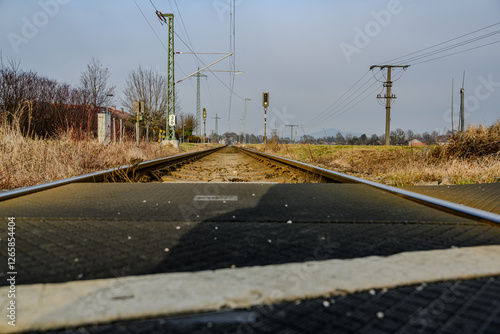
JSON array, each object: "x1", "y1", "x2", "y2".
[
  {"x1": 308, "y1": 129, "x2": 441, "y2": 146},
  {"x1": 216, "y1": 128, "x2": 442, "y2": 146}
]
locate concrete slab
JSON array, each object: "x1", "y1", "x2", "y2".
[{"x1": 2, "y1": 245, "x2": 500, "y2": 333}]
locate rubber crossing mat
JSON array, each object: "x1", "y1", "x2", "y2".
[
  {"x1": 402, "y1": 183, "x2": 500, "y2": 215},
  {"x1": 2, "y1": 219, "x2": 500, "y2": 286},
  {"x1": 2, "y1": 183, "x2": 500, "y2": 333}
]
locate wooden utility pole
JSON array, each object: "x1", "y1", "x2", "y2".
[{"x1": 370, "y1": 65, "x2": 409, "y2": 145}]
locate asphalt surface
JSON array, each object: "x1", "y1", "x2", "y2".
[{"x1": 1, "y1": 182, "x2": 500, "y2": 333}]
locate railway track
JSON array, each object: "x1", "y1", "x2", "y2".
[
  {"x1": 2, "y1": 144, "x2": 497, "y2": 224},
  {"x1": 2, "y1": 144, "x2": 500, "y2": 333},
  {"x1": 158, "y1": 146, "x2": 325, "y2": 183}
]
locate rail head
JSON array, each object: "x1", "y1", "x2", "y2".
[
  {"x1": 236, "y1": 146, "x2": 500, "y2": 225},
  {"x1": 0, "y1": 145, "x2": 225, "y2": 202}
]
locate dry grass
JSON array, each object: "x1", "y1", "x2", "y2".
[
  {"x1": 251, "y1": 122, "x2": 500, "y2": 186},
  {"x1": 0, "y1": 123, "x2": 211, "y2": 190},
  {"x1": 434, "y1": 122, "x2": 500, "y2": 159}
]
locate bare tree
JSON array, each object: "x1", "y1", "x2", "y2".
[
  {"x1": 122, "y1": 66, "x2": 182, "y2": 130},
  {"x1": 391, "y1": 128, "x2": 406, "y2": 145},
  {"x1": 0, "y1": 57, "x2": 38, "y2": 117},
  {"x1": 176, "y1": 112, "x2": 198, "y2": 140},
  {"x1": 123, "y1": 66, "x2": 167, "y2": 130},
  {"x1": 79, "y1": 58, "x2": 115, "y2": 108},
  {"x1": 405, "y1": 129, "x2": 415, "y2": 142}
]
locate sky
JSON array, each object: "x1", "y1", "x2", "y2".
[{"x1": 1, "y1": 0, "x2": 499, "y2": 139}]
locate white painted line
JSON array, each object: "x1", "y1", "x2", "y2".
[
  {"x1": 2, "y1": 245, "x2": 500, "y2": 333},
  {"x1": 161, "y1": 181, "x2": 280, "y2": 184},
  {"x1": 194, "y1": 195, "x2": 238, "y2": 201}
]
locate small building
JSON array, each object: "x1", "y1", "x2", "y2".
[{"x1": 408, "y1": 139, "x2": 427, "y2": 147}]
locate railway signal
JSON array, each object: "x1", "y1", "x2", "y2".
[
  {"x1": 263, "y1": 92, "x2": 269, "y2": 143},
  {"x1": 203, "y1": 108, "x2": 207, "y2": 143},
  {"x1": 263, "y1": 92, "x2": 269, "y2": 108}
]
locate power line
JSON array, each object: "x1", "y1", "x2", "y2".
[
  {"x1": 148, "y1": 0, "x2": 199, "y2": 96},
  {"x1": 169, "y1": 0, "x2": 199, "y2": 68},
  {"x1": 133, "y1": 0, "x2": 169, "y2": 52},
  {"x1": 303, "y1": 70, "x2": 371, "y2": 127},
  {"x1": 133, "y1": 0, "x2": 191, "y2": 80},
  {"x1": 303, "y1": 71, "x2": 378, "y2": 128},
  {"x1": 325, "y1": 82, "x2": 382, "y2": 125},
  {"x1": 174, "y1": 34, "x2": 244, "y2": 100},
  {"x1": 383, "y1": 21, "x2": 500, "y2": 65},
  {"x1": 151, "y1": 0, "x2": 242, "y2": 103},
  {"x1": 394, "y1": 29, "x2": 500, "y2": 65},
  {"x1": 144, "y1": 0, "x2": 243, "y2": 134},
  {"x1": 149, "y1": 0, "x2": 158, "y2": 11},
  {"x1": 305, "y1": 77, "x2": 380, "y2": 129},
  {"x1": 202, "y1": 78, "x2": 217, "y2": 116},
  {"x1": 305, "y1": 21, "x2": 500, "y2": 135},
  {"x1": 411, "y1": 39, "x2": 500, "y2": 65}
]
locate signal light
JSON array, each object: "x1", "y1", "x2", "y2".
[{"x1": 263, "y1": 92, "x2": 269, "y2": 108}]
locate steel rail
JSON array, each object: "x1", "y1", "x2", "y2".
[
  {"x1": 2, "y1": 144, "x2": 499, "y2": 224},
  {"x1": 237, "y1": 147, "x2": 500, "y2": 224},
  {"x1": 0, "y1": 145, "x2": 225, "y2": 202}
]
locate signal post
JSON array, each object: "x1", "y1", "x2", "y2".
[
  {"x1": 203, "y1": 108, "x2": 207, "y2": 143},
  {"x1": 263, "y1": 92, "x2": 269, "y2": 144}
]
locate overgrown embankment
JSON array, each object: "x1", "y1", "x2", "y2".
[
  {"x1": 251, "y1": 122, "x2": 500, "y2": 186},
  {"x1": 0, "y1": 124, "x2": 212, "y2": 190}
]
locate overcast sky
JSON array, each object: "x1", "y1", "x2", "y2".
[{"x1": 1, "y1": 0, "x2": 499, "y2": 138}]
